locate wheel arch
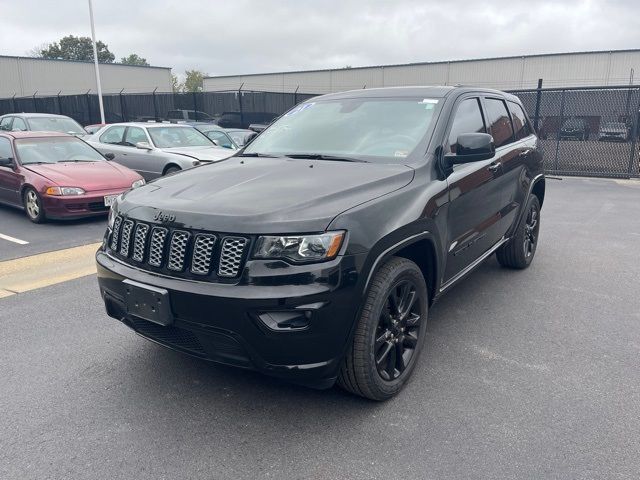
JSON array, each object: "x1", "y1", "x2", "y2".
[
  {"x1": 162, "y1": 163, "x2": 181, "y2": 175},
  {"x1": 531, "y1": 176, "x2": 545, "y2": 207},
  {"x1": 362, "y1": 232, "x2": 440, "y2": 306}
]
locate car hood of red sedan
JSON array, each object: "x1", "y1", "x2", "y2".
[{"x1": 23, "y1": 161, "x2": 140, "y2": 191}]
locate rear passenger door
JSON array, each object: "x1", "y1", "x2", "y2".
[
  {"x1": 443, "y1": 96, "x2": 505, "y2": 282},
  {"x1": 481, "y1": 97, "x2": 523, "y2": 240}
]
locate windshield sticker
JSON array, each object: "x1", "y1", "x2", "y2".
[
  {"x1": 420, "y1": 99, "x2": 439, "y2": 104},
  {"x1": 285, "y1": 103, "x2": 315, "y2": 116},
  {"x1": 394, "y1": 150, "x2": 409, "y2": 157}
]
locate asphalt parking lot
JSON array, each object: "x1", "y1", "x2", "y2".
[{"x1": 1, "y1": 176, "x2": 640, "y2": 479}]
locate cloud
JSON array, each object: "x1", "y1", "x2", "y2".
[{"x1": 0, "y1": 0, "x2": 637, "y2": 76}]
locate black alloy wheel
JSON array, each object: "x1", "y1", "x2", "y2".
[{"x1": 375, "y1": 280, "x2": 423, "y2": 381}]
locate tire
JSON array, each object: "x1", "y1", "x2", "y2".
[
  {"x1": 164, "y1": 166, "x2": 181, "y2": 176},
  {"x1": 23, "y1": 187, "x2": 46, "y2": 223},
  {"x1": 337, "y1": 257, "x2": 428, "y2": 401},
  {"x1": 496, "y1": 195, "x2": 541, "y2": 269}
]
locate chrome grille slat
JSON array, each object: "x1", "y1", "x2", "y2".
[
  {"x1": 110, "y1": 215, "x2": 122, "y2": 251},
  {"x1": 218, "y1": 237, "x2": 248, "y2": 278},
  {"x1": 190, "y1": 234, "x2": 217, "y2": 275},
  {"x1": 167, "y1": 230, "x2": 190, "y2": 271},
  {"x1": 132, "y1": 223, "x2": 149, "y2": 262},
  {"x1": 148, "y1": 227, "x2": 168, "y2": 267},
  {"x1": 119, "y1": 219, "x2": 134, "y2": 257}
]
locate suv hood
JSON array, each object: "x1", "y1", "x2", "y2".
[
  {"x1": 119, "y1": 157, "x2": 414, "y2": 233},
  {"x1": 161, "y1": 146, "x2": 234, "y2": 162}
]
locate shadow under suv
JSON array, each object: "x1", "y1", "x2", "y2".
[{"x1": 96, "y1": 86, "x2": 545, "y2": 401}]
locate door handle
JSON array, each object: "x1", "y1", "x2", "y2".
[{"x1": 488, "y1": 162, "x2": 501, "y2": 172}]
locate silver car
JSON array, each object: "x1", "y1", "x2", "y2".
[{"x1": 87, "y1": 123, "x2": 235, "y2": 180}]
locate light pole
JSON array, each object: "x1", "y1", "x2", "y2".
[{"x1": 88, "y1": 0, "x2": 105, "y2": 123}]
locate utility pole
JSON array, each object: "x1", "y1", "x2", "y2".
[{"x1": 88, "y1": 0, "x2": 105, "y2": 123}]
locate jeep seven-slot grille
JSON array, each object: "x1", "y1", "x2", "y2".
[{"x1": 109, "y1": 216, "x2": 248, "y2": 280}]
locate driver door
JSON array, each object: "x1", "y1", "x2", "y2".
[{"x1": 443, "y1": 96, "x2": 505, "y2": 282}]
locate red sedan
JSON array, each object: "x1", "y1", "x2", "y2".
[{"x1": 0, "y1": 131, "x2": 145, "y2": 223}]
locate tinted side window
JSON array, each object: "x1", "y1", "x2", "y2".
[
  {"x1": 0, "y1": 137, "x2": 12, "y2": 159},
  {"x1": 448, "y1": 98, "x2": 486, "y2": 153},
  {"x1": 100, "y1": 126, "x2": 126, "y2": 145},
  {"x1": 507, "y1": 101, "x2": 532, "y2": 141},
  {"x1": 124, "y1": 127, "x2": 148, "y2": 146},
  {"x1": 12, "y1": 118, "x2": 27, "y2": 131},
  {"x1": 0, "y1": 117, "x2": 13, "y2": 131},
  {"x1": 484, "y1": 98, "x2": 514, "y2": 148}
]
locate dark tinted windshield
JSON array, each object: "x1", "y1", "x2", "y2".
[
  {"x1": 245, "y1": 97, "x2": 440, "y2": 161},
  {"x1": 16, "y1": 137, "x2": 104, "y2": 164},
  {"x1": 27, "y1": 116, "x2": 84, "y2": 134}
]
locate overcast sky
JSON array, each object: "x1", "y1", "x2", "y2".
[{"x1": 1, "y1": 0, "x2": 637, "y2": 76}]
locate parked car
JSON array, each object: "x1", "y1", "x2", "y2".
[
  {"x1": 0, "y1": 113, "x2": 86, "y2": 136},
  {"x1": 167, "y1": 110, "x2": 218, "y2": 123},
  {"x1": 248, "y1": 123, "x2": 270, "y2": 133},
  {"x1": 186, "y1": 123, "x2": 239, "y2": 149},
  {"x1": 598, "y1": 122, "x2": 630, "y2": 142},
  {"x1": 0, "y1": 131, "x2": 144, "y2": 223},
  {"x1": 559, "y1": 117, "x2": 590, "y2": 141},
  {"x1": 225, "y1": 128, "x2": 258, "y2": 147},
  {"x1": 97, "y1": 86, "x2": 545, "y2": 400},
  {"x1": 84, "y1": 123, "x2": 107, "y2": 135},
  {"x1": 87, "y1": 123, "x2": 235, "y2": 180},
  {"x1": 217, "y1": 111, "x2": 278, "y2": 129}
]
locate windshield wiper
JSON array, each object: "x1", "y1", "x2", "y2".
[
  {"x1": 284, "y1": 153, "x2": 368, "y2": 163},
  {"x1": 236, "y1": 152, "x2": 284, "y2": 158},
  {"x1": 59, "y1": 159, "x2": 96, "y2": 163}
]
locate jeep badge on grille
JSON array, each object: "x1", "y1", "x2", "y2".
[{"x1": 154, "y1": 211, "x2": 176, "y2": 223}]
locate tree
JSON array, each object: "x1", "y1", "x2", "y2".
[
  {"x1": 120, "y1": 54, "x2": 149, "y2": 66},
  {"x1": 171, "y1": 73, "x2": 183, "y2": 93},
  {"x1": 38, "y1": 35, "x2": 115, "y2": 63},
  {"x1": 184, "y1": 69, "x2": 205, "y2": 92}
]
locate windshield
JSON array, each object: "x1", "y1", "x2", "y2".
[
  {"x1": 147, "y1": 126, "x2": 213, "y2": 148},
  {"x1": 27, "y1": 117, "x2": 85, "y2": 134},
  {"x1": 244, "y1": 97, "x2": 440, "y2": 161},
  {"x1": 16, "y1": 137, "x2": 104, "y2": 164}
]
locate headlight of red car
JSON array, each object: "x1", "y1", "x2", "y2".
[{"x1": 45, "y1": 186, "x2": 85, "y2": 196}]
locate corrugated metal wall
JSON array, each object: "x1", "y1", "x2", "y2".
[
  {"x1": 0, "y1": 56, "x2": 173, "y2": 98},
  {"x1": 204, "y1": 50, "x2": 640, "y2": 94}
]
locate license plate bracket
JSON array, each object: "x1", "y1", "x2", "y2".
[
  {"x1": 104, "y1": 195, "x2": 118, "y2": 207},
  {"x1": 123, "y1": 279, "x2": 173, "y2": 326}
]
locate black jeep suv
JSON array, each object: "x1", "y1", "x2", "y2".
[{"x1": 97, "y1": 86, "x2": 544, "y2": 401}]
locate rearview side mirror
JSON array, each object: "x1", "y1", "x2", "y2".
[
  {"x1": 443, "y1": 133, "x2": 495, "y2": 171},
  {"x1": 0, "y1": 157, "x2": 14, "y2": 168},
  {"x1": 135, "y1": 141, "x2": 152, "y2": 150},
  {"x1": 104, "y1": 153, "x2": 115, "y2": 160}
]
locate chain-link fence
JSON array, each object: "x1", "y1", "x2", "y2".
[
  {"x1": 1, "y1": 86, "x2": 639, "y2": 178},
  {"x1": 510, "y1": 86, "x2": 640, "y2": 178}
]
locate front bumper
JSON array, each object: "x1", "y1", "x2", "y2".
[
  {"x1": 42, "y1": 189, "x2": 128, "y2": 218},
  {"x1": 96, "y1": 249, "x2": 365, "y2": 388}
]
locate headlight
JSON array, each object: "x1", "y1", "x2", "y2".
[
  {"x1": 45, "y1": 186, "x2": 85, "y2": 196},
  {"x1": 253, "y1": 231, "x2": 345, "y2": 263},
  {"x1": 131, "y1": 179, "x2": 145, "y2": 189},
  {"x1": 107, "y1": 204, "x2": 116, "y2": 229}
]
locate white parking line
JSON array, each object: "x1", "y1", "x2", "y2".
[{"x1": 0, "y1": 233, "x2": 29, "y2": 245}]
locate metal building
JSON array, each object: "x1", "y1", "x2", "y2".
[
  {"x1": 203, "y1": 49, "x2": 640, "y2": 94},
  {"x1": 0, "y1": 55, "x2": 173, "y2": 98}
]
